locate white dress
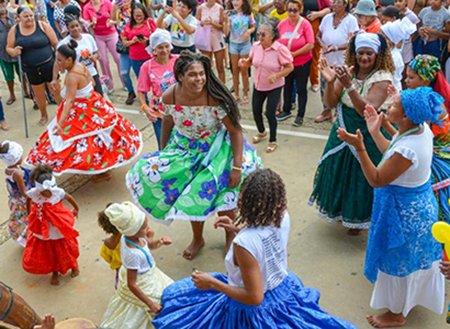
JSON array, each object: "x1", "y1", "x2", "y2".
[{"x1": 370, "y1": 125, "x2": 445, "y2": 317}]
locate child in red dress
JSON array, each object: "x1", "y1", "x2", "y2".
[{"x1": 23, "y1": 165, "x2": 80, "y2": 285}]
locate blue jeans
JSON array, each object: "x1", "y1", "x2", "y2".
[
  {"x1": 414, "y1": 38, "x2": 442, "y2": 60},
  {"x1": 153, "y1": 118, "x2": 162, "y2": 150},
  {"x1": 120, "y1": 54, "x2": 134, "y2": 94},
  {"x1": 130, "y1": 59, "x2": 147, "y2": 78},
  {"x1": 0, "y1": 99, "x2": 4, "y2": 121}
]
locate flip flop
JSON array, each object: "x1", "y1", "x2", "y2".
[
  {"x1": 252, "y1": 132, "x2": 268, "y2": 144},
  {"x1": 266, "y1": 142, "x2": 278, "y2": 153},
  {"x1": 6, "y1": 98, "x2": 16, "y2": 105}
]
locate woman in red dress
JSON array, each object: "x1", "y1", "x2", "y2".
[
  {"x1": 26, "y1": 40, "x2": 142, "y2": 181},
  {"x1": 23, "y1": 165, "x2": 80, "y2": 285}
]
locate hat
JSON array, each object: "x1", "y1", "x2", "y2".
[
  {"x1": 381, "y1": 17, "x2": 416, "y2": 45},
  {"x1": 0, "y1": 141, "x2": 23, "y2": 166},
  {"x1": 105, "y1": 202, "x2": 145, "y2": 237},
  {"x1": 354, "y1": 0, "x2": 377, "y2": 16},
  {"x1": 401, "y1": 87, "x2": 443, "y2": 125},
  {"x1": 145, "y1": 29, "x2": 173, "y2": 55},
  {"x1": 355, "y1": 32, "x2": 381, "y2": 53}
]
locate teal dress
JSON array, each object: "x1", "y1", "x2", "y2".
[
  {"x1": 309, "y1": 70, "x2": 393, "y2": 229},
  {"x1": 126, "y1": 103, "x2": 261, "y2": 223}
]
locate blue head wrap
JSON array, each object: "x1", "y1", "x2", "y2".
[{"x1": 400, "y1": 87, "x2": 443, "y2": 125}]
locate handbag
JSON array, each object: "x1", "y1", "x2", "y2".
[
  {"x1": 116, "y1": 35, "x2": 129, "y2": 54},
  {"x1": 287, "y1": 17, "x2": 303, "y2": 51},
  {"x1": 194, "y1": 20, "x2": 212, "y2": 52}
]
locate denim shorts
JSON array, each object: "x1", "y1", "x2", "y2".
[{"x1": 229, "y1": 41, "x2": 251, "y2": 56}]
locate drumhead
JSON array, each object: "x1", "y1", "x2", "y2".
[{"x1": 55, "y1": 318, "x2": 96, "y2": 329}]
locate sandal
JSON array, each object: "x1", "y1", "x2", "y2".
[
  {"x1": 266, "y1": 142, "x2": 278, "y2": 153},
  {"x1": 0, "y1": 121, "x2": 9, "y2": 131},
  {"x1": 6, "y1": 97, "x2": 16, "y2": 105},
  {"x1": 252, "y1": 132, "x2": 267, "y2": 144}
]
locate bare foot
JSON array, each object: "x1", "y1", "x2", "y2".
[
  {"x1": 367, "y1": 311, "x2": 406, "y2": 328},
  {"x1": 182, "y1": 238, "x2": 205, "y2": 260},
  {"x1": 71, "y1": 268, "x2": 80, "y2": 278},
  {"x1": 347, "y1": 228, "x2": 362, "y2": 236},
  {"x1": 91, "y1": 172, "x2": 112, "y2": 183},
  {"x1": 38, "y1": 116, "x2": 48, "y2": 127},
  {"x1": 50, "y1": 272, "x2": 59, "y2": 286}
]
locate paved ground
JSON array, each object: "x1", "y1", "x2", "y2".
[{"x1": 0, "y1": 69, "x2": 448, "y2": 329}]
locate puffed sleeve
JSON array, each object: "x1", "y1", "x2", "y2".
[{"x1": 277, "y1": 43, "x2": 293, "y2": 65}]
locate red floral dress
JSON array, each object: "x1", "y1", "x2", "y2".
[
  {"x1": 23, "y1": 188, "x2": 79, "y2": 275},
  {"x1": 26, "y1": 84, "x2": 142, "y2": 175}
]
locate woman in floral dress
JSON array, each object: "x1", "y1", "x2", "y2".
[
  {"x1": 126, "y1": 51, "x2": 260, "y2": 260},
  {"x1": 26, "y1": 41, "x2": 142, "y2": 181}
]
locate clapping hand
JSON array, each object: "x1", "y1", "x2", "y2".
[
  {"x1": 387, "y1": 84, "x2": 399, "y2": 97},
  {"x1": 335, "y1": 65, "x2": 354, "y2": 89},
  {"x1": 318, "y1": 58, "x2": 336, "y2": 82},
  {"x1": 363, "y1": 104, "x2": 383, "y2": 136},
  {"x1": 337, "y1": 128, "x2": 365, "y2": 150}
]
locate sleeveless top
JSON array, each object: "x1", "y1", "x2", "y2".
[
  {"x1": 15, "y1": 20, "x2": 53, "y2": 67},
  {"x1": 6, "y1": 166, "x2": 32, "y2": 201},
  {"x1": 225, "y1": 212, "x2": 291, "y2": 293},
  {"x1": 199, "y1": 3, "x2": 224, "y2": 44},
  {"x1": 61, "y1": 82, "x2": 94, "y2": 99}
]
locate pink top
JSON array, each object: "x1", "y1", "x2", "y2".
[
  {"x1": 250, "y1": 41, "x2": 293, "y2": 91},
  {"x1": 83, "y1": 0, "x2": 116, "y2": 36},
  {"x1": 123, "y1": 18, "x2": 157, "y2": 61},
  {"x1": 137, "y1": 56, "x2": 179, "y2": 112},
  {"x1": 277, "y1": 18, "x2": 314, "y2": 67}
]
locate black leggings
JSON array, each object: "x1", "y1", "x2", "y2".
[
  {"x1": 252, "y1": 86, "x2": 282, "y2": 143},
  {"x1": 282, "y1": 60, "x2": 311, "y2": 118}
]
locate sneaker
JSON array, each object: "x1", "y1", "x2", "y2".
[
  {"x1": 276, "y1": 112, "x2": 292, "y2": 121},
  {"x1": 292, "y1": 117, "x2": 303, "y2": 127},
  {"x1": 125, "y1": 92, "x2": 136, "y2": 105}
]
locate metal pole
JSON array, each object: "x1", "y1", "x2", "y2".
[{"x1": 17, "y1": 55, "x2": 29, "y2": 138}]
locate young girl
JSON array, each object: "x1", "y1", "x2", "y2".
[
  {"x1": 224, "y1": 0, "x2": 255, "y2": 104},
  {"x1": 0, "y1": 141, "x2": 32, "y2": 247},
  {"x1": 98, "y1": 203, "x2": 122, "y2": 289},
  {"x1": 99, "y1": 201, "x2": 173, "y2": 329},
  {"x1": 23, "y1": 164, "x2": 80, "y2": 285}
]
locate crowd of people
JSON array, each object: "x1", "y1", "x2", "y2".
[{"x1": 0, "y1": 0, "x2": 449, "y2": 327}]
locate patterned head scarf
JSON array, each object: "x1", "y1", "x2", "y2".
[
  {"x1": 408, "y1": 55, "x2": 441, "y2": 83},
  {"x1": 401, "y1": 87, "x2": 443, "y2": 125}
]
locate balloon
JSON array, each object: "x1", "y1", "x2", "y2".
[{"x1": 432, "y1": 221, "x2": 450, "y2": 262}]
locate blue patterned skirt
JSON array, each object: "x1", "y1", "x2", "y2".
[{"x1": 153, "y1": 272, "x2": 356, "y2": 329}]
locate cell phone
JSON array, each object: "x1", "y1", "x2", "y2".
[
  {"x1": 166, "y1": 0, "x2": 173, "y2": 7},
  {"x1": 305, "y1": 10, "x2": 312, "y2": 17},
  {"x1": 225, "y1": 9, "x2": 237, "y2": 16},
  {"x1": 137, "y1": 33, "x2": 144, "y2": 40}
]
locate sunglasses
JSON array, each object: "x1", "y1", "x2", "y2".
[{"x1": 287, "y1": 8, "x2": 299, "y2": 13}]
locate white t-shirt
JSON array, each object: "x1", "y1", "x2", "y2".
[
  {"x1": 120, "y1": 236, "x2": 155, "y2": 274},
  {"x1": 385, "y1": 124, "x2": 433, "y2": 187},
  {"x1": 225, "y1": 212, "x2": 290, "y2": 293},
  {"x1": 319, "y1": 13, "x2": 359, "y2": 66},
  {"x1": 391, "y1": 47, "x2": 404, "y2": 92},
  {"x1": 164, "y1": 14, "x2": 197, "y2": 47},
  {"x1": 58, "y1": 34, "x2": 98, "y2": 77},
  {"x1": 402, "y1": 8, "x2": 420, "y2": 64}
]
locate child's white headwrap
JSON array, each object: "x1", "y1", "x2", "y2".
[
  {"x1": 105, "y1": 201, "x2": 145, "y2": 237},
  {"x1": 381, "y1": 17, "x2": 417, "y2": 45},
  {"x1": 0, "y1": 141, "x2": 23, "y2": 166}
]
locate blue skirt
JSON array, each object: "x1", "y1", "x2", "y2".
[{"x1": 153, "y1": 272, "x2": 356, "y2": 329}]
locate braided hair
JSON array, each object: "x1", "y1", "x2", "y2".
[
  {"x1": 237, "y1": 169, "x2": 287, "y2": 228},
  {"x1": 346, "y1": 33, "x2": 395, "y2": 74},
  {"x1": 174, "y1": 50, "x2": 241, "y2": 127}
]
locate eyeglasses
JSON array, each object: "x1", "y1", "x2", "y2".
[
  {"x1": 257, "y1": 32, "x2": 266, "y2": 37},
  {"x1": 287, "y1": 8, "x2": 299, "y2": 13}
]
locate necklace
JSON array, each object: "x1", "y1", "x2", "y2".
[{"x1": 333, "y1": 13, "x2": 346, "y2": 29}]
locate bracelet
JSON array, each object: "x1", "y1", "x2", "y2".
[{"x1": 232, "y1": 166, "x2": 242, "y2": 171}]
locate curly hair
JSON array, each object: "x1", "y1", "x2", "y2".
[
  {"x1": 174, "y1": 50, "x2": 241, "y2": 127},
  {"x1": 345, "y1": 34, "x2": 395, "y2": 74},
  {"x1": 30, "y1": 164, "x2": 53, "y2": 184},
  {"x1": 98, "y1": 203, "x2": 119, "y2": 235},
  {"x1": 236, "y1": 169, "x2": 287, "y2": 228}
]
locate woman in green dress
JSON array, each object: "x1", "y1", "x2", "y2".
[
  {"x1": 309, "y1": 32, "x2": 394, "y2": 234},
  {"x1": 126, "y1": 51, "x2": 260, "y2": 260}
]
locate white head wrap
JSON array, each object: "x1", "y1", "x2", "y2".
[
  {"x1": 105, "y1": 202, "x2": 145, "y2": 237},
  {"x1": 146, "y1": 29, "x2": 173, "y2": 55},
  {"x1": 0, "y1": 141, "x2": 23, "y2": 166},
  {"x1": 380, "y1": 17, "x2": 417, "y2": 45},
  {"x1": 355, "y1": 32, "x2": 381, "y2": 54},
  {"x1": 35, "y1": 176, "x2": 57, "y2": 192}
]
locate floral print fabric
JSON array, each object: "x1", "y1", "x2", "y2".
[
  {"x1": 126, "y1": 104, "x2": 261, "y2": 223},
  {"x1": 26, "y1": 91, "x2": 142, "y2": 175}
]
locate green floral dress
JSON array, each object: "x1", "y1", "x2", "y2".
[
  {"x1": 126, "y1": 103, "x2": 261, "y2": 223},
  {"x1": 309, "y1": 71, "x2": 393, "y2": 229}
]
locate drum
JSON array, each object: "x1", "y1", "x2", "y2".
[
  {"x1": 55, "y1": 318, "x2": 96, "y2": 329},
  {"x1": 0, "y1": 281, "x2": 41, "y2": 329}
]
